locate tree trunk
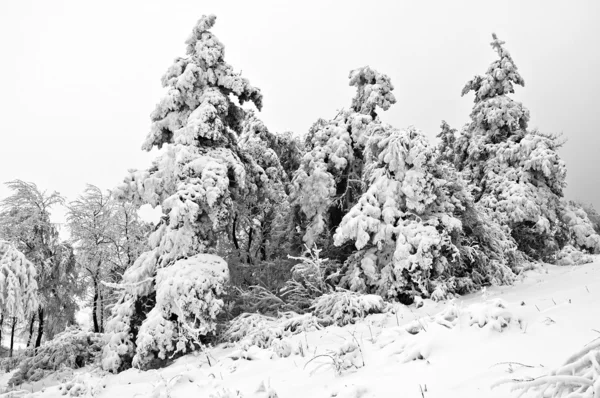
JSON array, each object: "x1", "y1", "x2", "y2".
[
  {"x1": 232, "y1": 215, "x2": 240, "y2": 251},
  {"x1": 0, "y1": 314, "x2": 4, "y2": 353},
  {"x1": 35, "y1": 307, "x2": 44, "y2": 349},
  {"x1": 99, "y1": 286, "x2": 104, "y2": 333},
  {"x1": 26, "y1": 313, "x2": 36, "y2": 348},
  {"x1": 92, "y1": 278, "x2": 100, "y2": 333},
  {"x1": 247, "y1": 227, "x2": 254, "y2": 264},
  {"x1": 9, "y1": 317, "x2": 17, "y2": 357}
]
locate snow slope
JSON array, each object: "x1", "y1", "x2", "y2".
[{"x1": 3, "y1": 257, "x2": 599, "y2": 398}]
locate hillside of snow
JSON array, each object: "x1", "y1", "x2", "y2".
[{"x1": 2, "y1": 257, "x2": 599, "y2": 398}]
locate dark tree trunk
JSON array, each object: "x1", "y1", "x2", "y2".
[
  {"x1": 232, "y1": 215, "x2": 240, "y2": 251},
  {"x1": 92, "y1": 278, "x2": 100, "y2": 333},
  {"x1": 0, "y1": 314, "x2": 4, "y2": 352},
  {"x1": 35, "y1": 307, "x2": 44, "y2": 349},
  {"x1": 9, "y1": 317, "x2": 17, "y2": 357},
  {"x1": 99, "y1": 286, "x2": 104, "y2": 333},
  {"x1": 247, "y1": 227, "x2": 254, "y2": 264},
  {"x1": 26, "y1": 313, "x2": 36, "y2": 347}
]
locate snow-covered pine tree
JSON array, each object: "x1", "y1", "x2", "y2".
[
  {"x1": 102, "y1": 15, "x2": 265, "y2": 372},
  {"x1": 293, "y1": 66, "x2": 396, "y2": 257},
  {"x1": 457, "y1": 34, "x2": 568, "y2": 260},
  {"x1": 333, "y1": 124, "x2": 517, "y2": 302},
  {"x1": 296, "y1": 67, "x2": 517, "y2": 302},
  {"x1": 232, "y1": 111, "x2": 296, "y2": 265},
  {"x1": 436, "y1": 120, "x2": 458, "y2": 164}
]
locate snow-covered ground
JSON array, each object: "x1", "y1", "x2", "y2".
[{"x1": 2, "y1": 257, "x2": 599, "y2": 398}]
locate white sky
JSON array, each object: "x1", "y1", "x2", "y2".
[{"x1": 1, "y1": 0, "x2": 599, "y2": 223}]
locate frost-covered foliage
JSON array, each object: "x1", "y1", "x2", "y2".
[
  {"x1": 230, "y1": 111, "x2": 299, "y2": 265},
  {"x1": 0, "y1": 240, "x2": 38, "y2": 320},
  {"x1": 556, "y1": 245, "x2": 595, "y2": 266},
  {"x1": 465, "y1": 298, "x2": 522, "y2": 332},
  {"x1": 295, "y1": 65, "x2": 520, "y2": 302},
  {"x1": 8, "y1": 327, "x2": 103, "y2": 386},
  {"x1": 131, "y1": 254, "x2": 229, "y2": 369},
  {"x1": 456, "y1": 34, "x2": 567, "y2": 260},
  {"x1": 579, "y1": 202, "x2": 600, "y2": 235},
  {"x1": 436, "y1": 121, "x2": 458, "y2": 164},
  {"x1": 498, "y1": 339, "x2": 600, "y2": 397},
  {"x1": 67, "y1": 184, "x2": 150, "y2": 334},
  {"x1": 103, "y1": 15, "x2": 263, "y2": 372},
  {"x1": 293, "y1": 66, "x2": 396, "y2": 250},
  {"x1": 0, "y1": 180, "x2": 79, "y2": 345},
  {"x1": 305, "y1": 340, "x2": 364, "y2": 376},
  {"x1": 58, "y1": 373, "x2": 105, "y2": 397},
  {"x1": 312, "y1": 291, "x2": 386, "y2": 326},
  {"x1": 103, "y1": 255, "x2": 228, "y2": 371},
  {"x1": 222, "y1": 311, "x2": 321, "y2": 355},
  {"x1": 333, "y1": 124, "x2": 518, "y2": 300},
  {"x1": 280, "y1": 247, "x2": 334, "y2": 312},
  {"x1": 562, "y1": 201, "x2": 600, "y2": 254}
]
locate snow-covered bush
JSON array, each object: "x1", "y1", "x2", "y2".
[
  {"x1": 222, "y1": 311, "x2": 322, "y2": 351},
  {"x1": 580, "y1": 202, "x2": 600, "y2": 234},
  {"x1": 312, "y1": 291, "x2": 386, "y2": 326},
  {"x1": 465, "y1": 298, "x2": 521, "y2": 332},
  {"x1": 456, "y1": 34, "x2": 568, "y2": 260},
  {"x1": 562, "y1": 201, "x2": 600, "y2": 254},
  {"x1": 9, "y1": 327, "x2": 103, "y2": 386},
  {"x1": 222, "y1": 313, "x2": 281, "y2": 349},
  {"x1": 556, "y1": 245, "x2": 595, "y2": 266},
  {"x1": 280, "y1": 247, "x2": 334, "y2": 312},
  {"x1": 102, "y1": 14, "x2": 264, "y2": 372},
  {"x1": 497, "y1": 339, "x2": 600, "y2": 397},
  {"x1": 305, "y1": 340, "x2": 364, "y2": 375},
  {"x1": 58, "y1": 373, "x2": 104, "y2": 397}
]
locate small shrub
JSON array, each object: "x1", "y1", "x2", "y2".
[
  {"x1": 556, "y1": 245, "x2": 595, "y2": 266},
  {"x1": 9, "y1": 327, "x2": 103, "y2": 386},
  {"x1": 312, "y1": 291, "x2": 386, "y2": 326},
  {"x1": 280, "y1": 247, "x2": 335, "y2": 313}
]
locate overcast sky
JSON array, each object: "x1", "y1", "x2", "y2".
[{"x1": 1, "y1": 0, "x2": 599, "y2": 223}]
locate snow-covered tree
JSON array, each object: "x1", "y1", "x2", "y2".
[
  {"x1": 333, "y1": 124, "x2": 517, "y2": 301},
  {"x1": 102, "y1": 15, "x2": 265, "y2": 372},
  {"x1": 436, "y1": 120, "x2": 457, "y2": 164},
  {"x1": 67, "y1": 184, "x2": 149, "y2": 333},
  {"x1": 561, "y1": 201, "x2": 600, "y2": 254},
  {"x1": 295, "y1": 67, "x2": 518, "y2": 302},
  {"x1": 0, "y1": 180, "x2": 80, "y2": 347},
  {"x1": 457, "y1": 34, "x2": 568, "y2": 260},
  {"x1": 228, "y1": 111, "x2": 297, "y2": 266},
  {"x1": 0, "y1": 240, "x2": 38, "y2": 355},
  {"x1": 579, "y1": 202, "x2": 600, "y2": 234},
  {"x1": 293, "y1": 66, "x2": 396, "y2": 255}
]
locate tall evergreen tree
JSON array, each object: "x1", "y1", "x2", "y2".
[
  {"x1": 293, "y1": 66, "x2": 396, "y2": 259},
  {"x1": 102, "y1": 15, "x2": 266, "y2": 372},
  {"x1": 456, "y1": 34, "x2": 568, "y2": 260}
]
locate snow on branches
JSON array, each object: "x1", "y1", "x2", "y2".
[
  {"x1": 457, "y1": 34, "x2": 567, "y2": 260},
  {"x1": 0, "y1": 240, "x2": 38, "y2": 321},
  {"x1": 103, "y1": 15, "x2": 262, "y2": 372},
  {"x1": 293, "y1": 66, "x2": 396, "y2": 248}
]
